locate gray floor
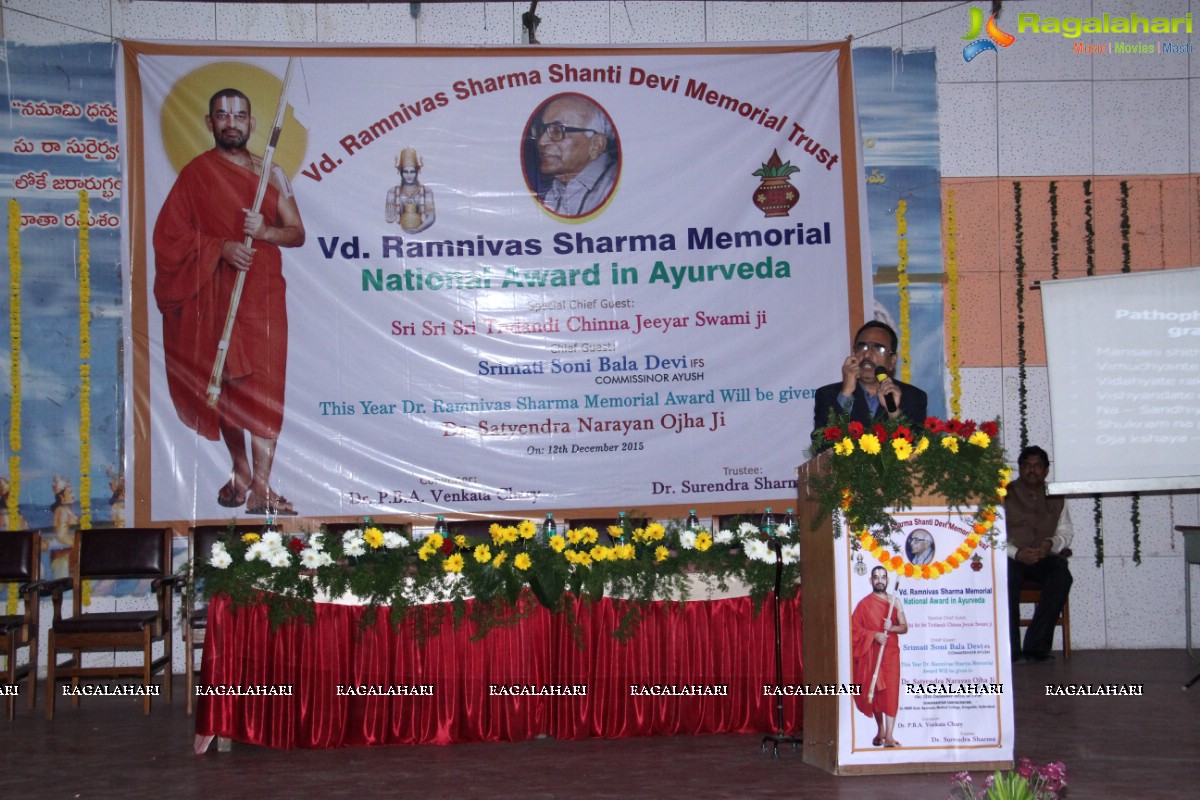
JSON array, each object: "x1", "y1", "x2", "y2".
[{"x1": 5, "y1": 649, "x2": 1199, "y2": 799}]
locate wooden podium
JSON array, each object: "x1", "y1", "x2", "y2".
[{"x1": 795, "y1": 454, "x2": 1014, "y2": 776}]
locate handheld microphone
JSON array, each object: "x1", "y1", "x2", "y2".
[{"x1": 876, "y1": 370, "x2": 898, "y2": 414}]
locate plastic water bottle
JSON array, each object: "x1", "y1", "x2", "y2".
[
  {"x1": 782, "y1": 508, "x2": 796, "y2": 536},
  {"x1": 542, "y1": 513, "x2": 556, "y2": 544},
  {"x1": 761, "y1": 507, "x2": 776, "y2": 538},
  {"x1": 433, "y1": 515, "x2": 447, "y2": 536},
  {"x1": 686, "y1": 509, "x2": 700, "y2": 531},
  {"x1": 616, "y1": 511, "x2": 628, "y2": 543}
]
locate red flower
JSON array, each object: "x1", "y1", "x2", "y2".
[
  {"x1": 824, "y1": 425, "x2": 842, "y2": 442},
  {"x1": 848, "y1": 421, "x2": 864, "y2": 439},
  {"x1": 892, "y1": 425, "x2": 913, "y2": 442},
  {"x1": 872, "y1": 423, "x2": 887, "y2": 441},
  {"x1": 959, "y1": 419, "x2": 977, "y2": 436},
  {"x1": 287, "y1": 537, "x2": 305, "y2": 555},
  {"x1": 924, "y1": 416, "x2": 944, "y2": 433},
  {"x1": 439, "y1": 537, "x2": 457, "y2": 555},
  {"x1": 980, "y1": 420, "x2": 999, "y2": 437}
]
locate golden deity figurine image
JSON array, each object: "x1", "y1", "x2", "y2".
[{"x1": 385, "y1": 147, "x2": 436, "y2": 233}]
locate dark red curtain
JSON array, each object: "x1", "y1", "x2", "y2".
[{"x1": 196, "y1": 592, "x2": 802, "y2": 748}]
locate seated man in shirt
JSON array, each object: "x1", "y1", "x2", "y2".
[
  {"x1": 812, "y1": 320, "x2": 928, "y2": 436},
  {"x1": 1004, "y1": 445, "x2": 1073, "y2": 663}
]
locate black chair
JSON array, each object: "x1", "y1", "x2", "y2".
[
  {"x1": 185, "y1": 523, "x2": 262, "y2": 714},
  {"x1": 0, "y1": 529, "x2": 43, "y2": 719},
  {"x1": 44, "y1": 527, "x2": 178, "y2": 718}
]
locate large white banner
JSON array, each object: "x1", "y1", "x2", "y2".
[
  {"x1": 123, "y1": 42, "x2": 865, "y2": 523},
  {"x1": 835, "y1": 510, "x2": 1014, "y2": 768}
]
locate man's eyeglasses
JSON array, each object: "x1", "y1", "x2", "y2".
[
  {"x1": 532, "y1": 121, "x2": 599, "y2": 142},
  {"x1": 212, "y1": 111, "x2": 249, "y2": 123},
  {"x1": 853, "y1": 342, "x2": 893, "y2": 357}
]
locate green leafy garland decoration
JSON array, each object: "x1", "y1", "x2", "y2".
[
  {"x1": 1084, "y1": 179, "x2": 1103, "y2": 564},
  {"x1": 1048, "y1": 181, "x2": 1060, "y2": 280},
  {"x1": 1119, "y1": 179, "x2": 1142, "y2": 565},
  {"x1": 1013, "y1": 181, "x2": 1028, "y2": 450}
]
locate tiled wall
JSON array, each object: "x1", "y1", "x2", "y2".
[{"x1": 3, "y1": 0, "x2": 1198, "y2": 649}]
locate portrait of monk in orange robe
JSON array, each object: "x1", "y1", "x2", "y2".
[
  {"x1": 153, "y1": 87, "x2": 305, "y2": 516},
  {"x1": 851, "y1": 566, "x2": 908, "y2": 748}
]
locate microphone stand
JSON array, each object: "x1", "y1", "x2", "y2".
[{"x1": 761, "y1": 535, "x2": 801, "y2": 757}]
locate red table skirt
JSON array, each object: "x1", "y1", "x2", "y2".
[{"x1": 196, "y1": 592, "x2": 802, "y2": 748}]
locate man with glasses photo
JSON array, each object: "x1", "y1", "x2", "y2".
[
  {"x1": 812, "y1": 320, "x2": 928, "y2": 435},
  {"x1": 527, "y1": 93, "x2": 618, "y2": 218}
]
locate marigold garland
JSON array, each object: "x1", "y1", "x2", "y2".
[
  {"x1": 896, "y1": 199, "x2": 911, "y2": 384},
  {"x1": 945, "y1": 189, "x2": 961, "y2": 418},
  {"x1": 7, "y1": 200, "x2": 22, "y2": 531},
  {"x1": 6, "y1": 201, "x2": 21, "y2": 614},
  {"x1": 78, "y1": 191, "x2": 92, "y2": 532}
]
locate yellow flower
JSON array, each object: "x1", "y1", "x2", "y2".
[
  {"x1": 833, "y1": 437, "x2": 855, "y2": 456},
  {"x1": 517, "y1": 520, "x2": 537, "y2": 540},
  {"x1": 443, "y1": 553, "x2": 464, "y2": 573},
  {"x1": 940, "y1": 435, "x2": 959, "y2": 453},
  {"x1": 694, "y1": 532, "x2": 713, "y2": 552},
  {"x1": 426, "y1": 533, "x2": 444, "y2": 550},
  {"x1": 513, "y1": 553, "x2": 532, "y2": 571},
  {"x1": 644, "y1": 522, "x2": 666, "y2": 541},
  {"x1": 968, "y1": 431, "x2": 991, "y2": 449},
  {"x1": 579, "y1": 526, "x2": 599, "y2": 545},
  {"x1": 474, "y1": 544, "x2": 492, "y2": 563},
  {"x1": 654, "y1": 545, "x2": 670, "y2": 563},
  {"x1": 611, "y1": 525, "x2": 628, "y2": 541},
  {"x1": 454, "y1": 534, "x2": 468, "y2": 548},
  {"x1": 242, "y1": 532, "x2": 260, "y2": 543},
  {"x1": 549, "y1": 534, "x2": 566, "y2": 552},
  {"x1": 859, "y1": 434, "x2": 881, "y2": 455},
  {"x1": 490, "y1": 524, "x2": 518, "y2": 546},
  {"x1": 891, "y1": 438, "x2": 913, "y2": 461},
  {"x1": 995, "y1": 486, "x2": 1008, "y2": 497},
  {"x1": 566, "y1": 527, "x2": 585, "y2": 545},
  {"x1": 914, "y1": 436, "x2": 930, "y2": 455},
  {"x1": 363, "y1": 527, "x2": 384, "y2": 549},
  {"x1": 590, "y1": 545, "x2": 612, "y2": 562},
  {"x1": 999, "y1": 466, "x2": 1013, "y2": 481},
  {"x1": 492, "y1": 551, "x2": 508, "y2": 568},
  {"x1": 418, "y1": 545, "x2": 435, "y2": 562},
  {"x1": 614, "y1": 543, "x2": 636, "y2": 560}
]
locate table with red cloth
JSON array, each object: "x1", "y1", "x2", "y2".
[{"x1": 195, "y1": 590, "x2": 802, "y2": 748}]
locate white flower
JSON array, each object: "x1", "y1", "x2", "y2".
[
  {"x1": 209, "y1": 546, "x2": 232, "y2": 569},
  {"x1": 775, "y1": 522, "x2": 793, "y2": 538},
  {"x1": 318, "y1": 551, "x2": 335, "y2": 567},
  {"x1": 678, "y1": 530, "x2": 697, "y2": 550},
  {"x1": 299, "y1": 548, "x2": 325, "y2": 569},
  {"x1": 262, "y1": 531, "x2": 283, "y2": 548},
  {"x1": 780, "y1": 544, "x2": 800, "y2": 564},
  {"x1": 307, "y1": 533, "x2": 326, "y2": 551},
  {"x1": 342, "y1": 528, "x2": 363, "y2": 544},
  {"x1": 245, "y1": 542, "x2": 268, "y2": 562},
  {"x1": 737, "y1": 522, "x2": 761, "y2": 539},
  {"x1": 713, "y1": 528, "x2": 734, "y2": 545},
  {"x1": 266, "y1": 548, "x2": 291, "y2": 568},
  {"x1": 742, "y1": 538, "x2": 771, "y2": 563},
  {"x1": 344, "y1": 539, "x2": 366, "y2": 557},
  {"x1": 382, "y1": 531, "x2": 408, "y2": 550}
]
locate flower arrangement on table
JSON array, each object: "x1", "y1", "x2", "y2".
[
  {"x1": 197, "y1": 515, "x2": 802, "y2": 638},
  {"x1": 807, "y1": 415, "x2": 1011, "y2": 579}
]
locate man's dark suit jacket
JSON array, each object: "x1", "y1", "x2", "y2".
[{"x1": 812, "y1": 380, "x2": 928, "y2": 436}]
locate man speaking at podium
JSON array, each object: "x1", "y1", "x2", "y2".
[{"x1": 813, "y1": 320, "x2": 928, "y2": 434}]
